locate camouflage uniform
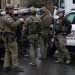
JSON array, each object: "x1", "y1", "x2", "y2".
[
  {"x1": 0, "y1": 14, "x2": 20, "y2": 68},
  {"x1": 23, "y1": 14, "x2": 42, "y2": 65},
  {"x1": 0, "y1": 4, "x2": 24, "y2": 72},
  {"x1": 39, "y1": 7, "x2": 52, "y2": 59},
  {"x1": 55, "y1": 17, "x2": 71, "y2": 64}
]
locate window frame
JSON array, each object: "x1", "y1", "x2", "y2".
[{"x1": 65, "y1": 13, "x2": 75, "y2": 24}]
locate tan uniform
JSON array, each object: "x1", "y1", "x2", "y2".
[
  {"x1": 1, "y1": 14, "x2": 19, "y2": 68},
  {"x1": 23, "y1": 15, "x2": 42, "y2": 64},
  {"x1": 39, "y1": 10, "x2": 52, "y2": 59},
  {"x1": 55, "y1": 18, "x2": 71, "y2": 61}
]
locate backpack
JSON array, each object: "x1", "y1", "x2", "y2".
[
  {"x1": 28, "y1": 16, "x2": 41, "y2": 34},
  {"x1": 62, "y1": 17, "x2": 72, "y2": 35}
]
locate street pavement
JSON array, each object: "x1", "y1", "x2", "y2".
[{"x1": 0, "y1": 57, "x2": 75, "y2": 75}]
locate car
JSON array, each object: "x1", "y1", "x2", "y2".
[
  {"x1": 0, "y1": 9, "x2": 6, "y2": 15},
  {"x1": 65, "y1": 11, "x2": 75, "y2": 46},
  {"x1": 63, "y1": 11, "x2": 75, "y2": 55}
]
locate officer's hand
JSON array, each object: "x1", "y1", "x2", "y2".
[{"x1": 18, "y1": 18, "x2": 24, "y2": 25}]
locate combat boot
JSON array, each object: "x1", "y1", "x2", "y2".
[
  {"x1": 55, "y1": 58, "x2": 64, "y2": 64},
  {"x1": 65, "y1": 59, "x2": 71, "y2": 65},
  {"x1": 29, "y1": 62, "x2": 36, "y2": 66},
  {"x1": 11, "y1": 65, "x2": 24, "y2": 72},
  {"x1": 3, "y1": 67, "x2": 11, "y2": 72}
]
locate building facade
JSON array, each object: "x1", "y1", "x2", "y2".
[
  {"x1": 20, "y1": 0, "x2": 54, "y2": 13},
  {"x1": 0, "y1": 0, "x2": 21, "y2": 9},
  {"x1": 0, "y1": 0, "x2": 55, "y2": 13}
]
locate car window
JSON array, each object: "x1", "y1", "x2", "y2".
[{"x1": 66, "y1": 13, "x2": 75, "y2": 23}]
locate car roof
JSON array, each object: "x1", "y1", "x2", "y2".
[{"x1": 65, "y1": 10, "x2": 75, "y2": 16}]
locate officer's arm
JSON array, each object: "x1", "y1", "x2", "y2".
[
  {"x1": 2, "y1": 15, "x2": 20, "y2": 28},
  {"x1": 62, "y1": 17, "x2": 71, "y2": 26},
  {"x1": 39, "y1": 19, "x2": 43, "y2": 33},
  {"x1": 22, "y1": 18, "x2": 29, "y2": 37}
]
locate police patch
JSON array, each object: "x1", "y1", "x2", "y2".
[{"x1": 8, "y1": 18, "x2": 13, "y2": 23}]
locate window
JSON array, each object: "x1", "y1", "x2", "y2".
[
  {"x1": 66, "y1": 13, "x2": 75, "y2": 23},
  {"x1": 56, "y1": 0, "x2": 64, "y2": 8},
  {"x1": 60, "y1": 0, "x2": 64, "y2": 8},
  {"x1": 73, "y1": 0, "x2": 75, "y2": 4}
]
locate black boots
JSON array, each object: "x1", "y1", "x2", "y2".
[{"x1": 3, "y1": 66, "x2": 24, "y2": 72}]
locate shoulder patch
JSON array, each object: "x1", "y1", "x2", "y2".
[{"x1": 8, "y1": 18, "x2": 13, "y2": 22}]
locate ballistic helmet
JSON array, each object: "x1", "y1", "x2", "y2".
[
  {"x1": 5, "y1": 4, "x2": 14, "y2": 10},
  {"x1": 40, "y1": 7, "x2": 47, "y2": 12},
  {"x1": 30, "y1": 6, "x2": 36, "y2": 13}
]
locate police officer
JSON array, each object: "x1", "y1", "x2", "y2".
[
  {"x1": 55, "y1": 11, "x2": 71, "y2": 64},
  {"x1": 22, "y1": 6, "x2": 42, "y2": 66},
  {"x1": 39, "y1": 6, "x2": 52, "y2": 60},
  {"x1": 1, "y1": 4, "x2": 24, "y2": 71}
]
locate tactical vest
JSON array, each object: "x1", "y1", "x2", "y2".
[
  {"x1": 55, "y1": 18, "x2": 67, "y2": 35},
  {"x1": 40, "y1": 12, "x2": 52, "y2": 37},
  {"x1": 41, "y1": 12, "x2": 52, "y2": 31},
  {"x1": 28, "y1": 16, "x2": 41, "y2": 35}
]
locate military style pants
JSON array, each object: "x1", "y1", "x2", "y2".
[
  {"x1": 3, "y1": 35, "x2": 18, "y2": 68},
  {"x1": 28, "y1": 35, "x2": 38, "y2": 64},
  {"x1": 39, "y1": 36, "x2": 48, "y2": 59},
  {"x1": 55, "y1": 34, "x2": 71, "y2": 60}
]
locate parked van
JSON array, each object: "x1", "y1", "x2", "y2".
[{"x1": 57, "y1": 0, "x2": 75, "y2": 14}]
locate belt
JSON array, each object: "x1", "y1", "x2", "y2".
[{"x1": 3, "y1": 32, "x2": 16, "y2": 38}]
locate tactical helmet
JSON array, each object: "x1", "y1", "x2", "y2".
[
  {"x1": 5, "y1": 4, "x2": 14, "y2": 10},
  {"x1": 5, "y1": 4, "x2": 14, "y2": 14},
  {"x1": 56, "y1": 10, "x2": 64, "y2": 15},
  {"x1": 30, "y1": 6, "x2": 36, "y2": 13},
  {"x1": 40, "y1": 7, "x2": 47, "y2": 12}
]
